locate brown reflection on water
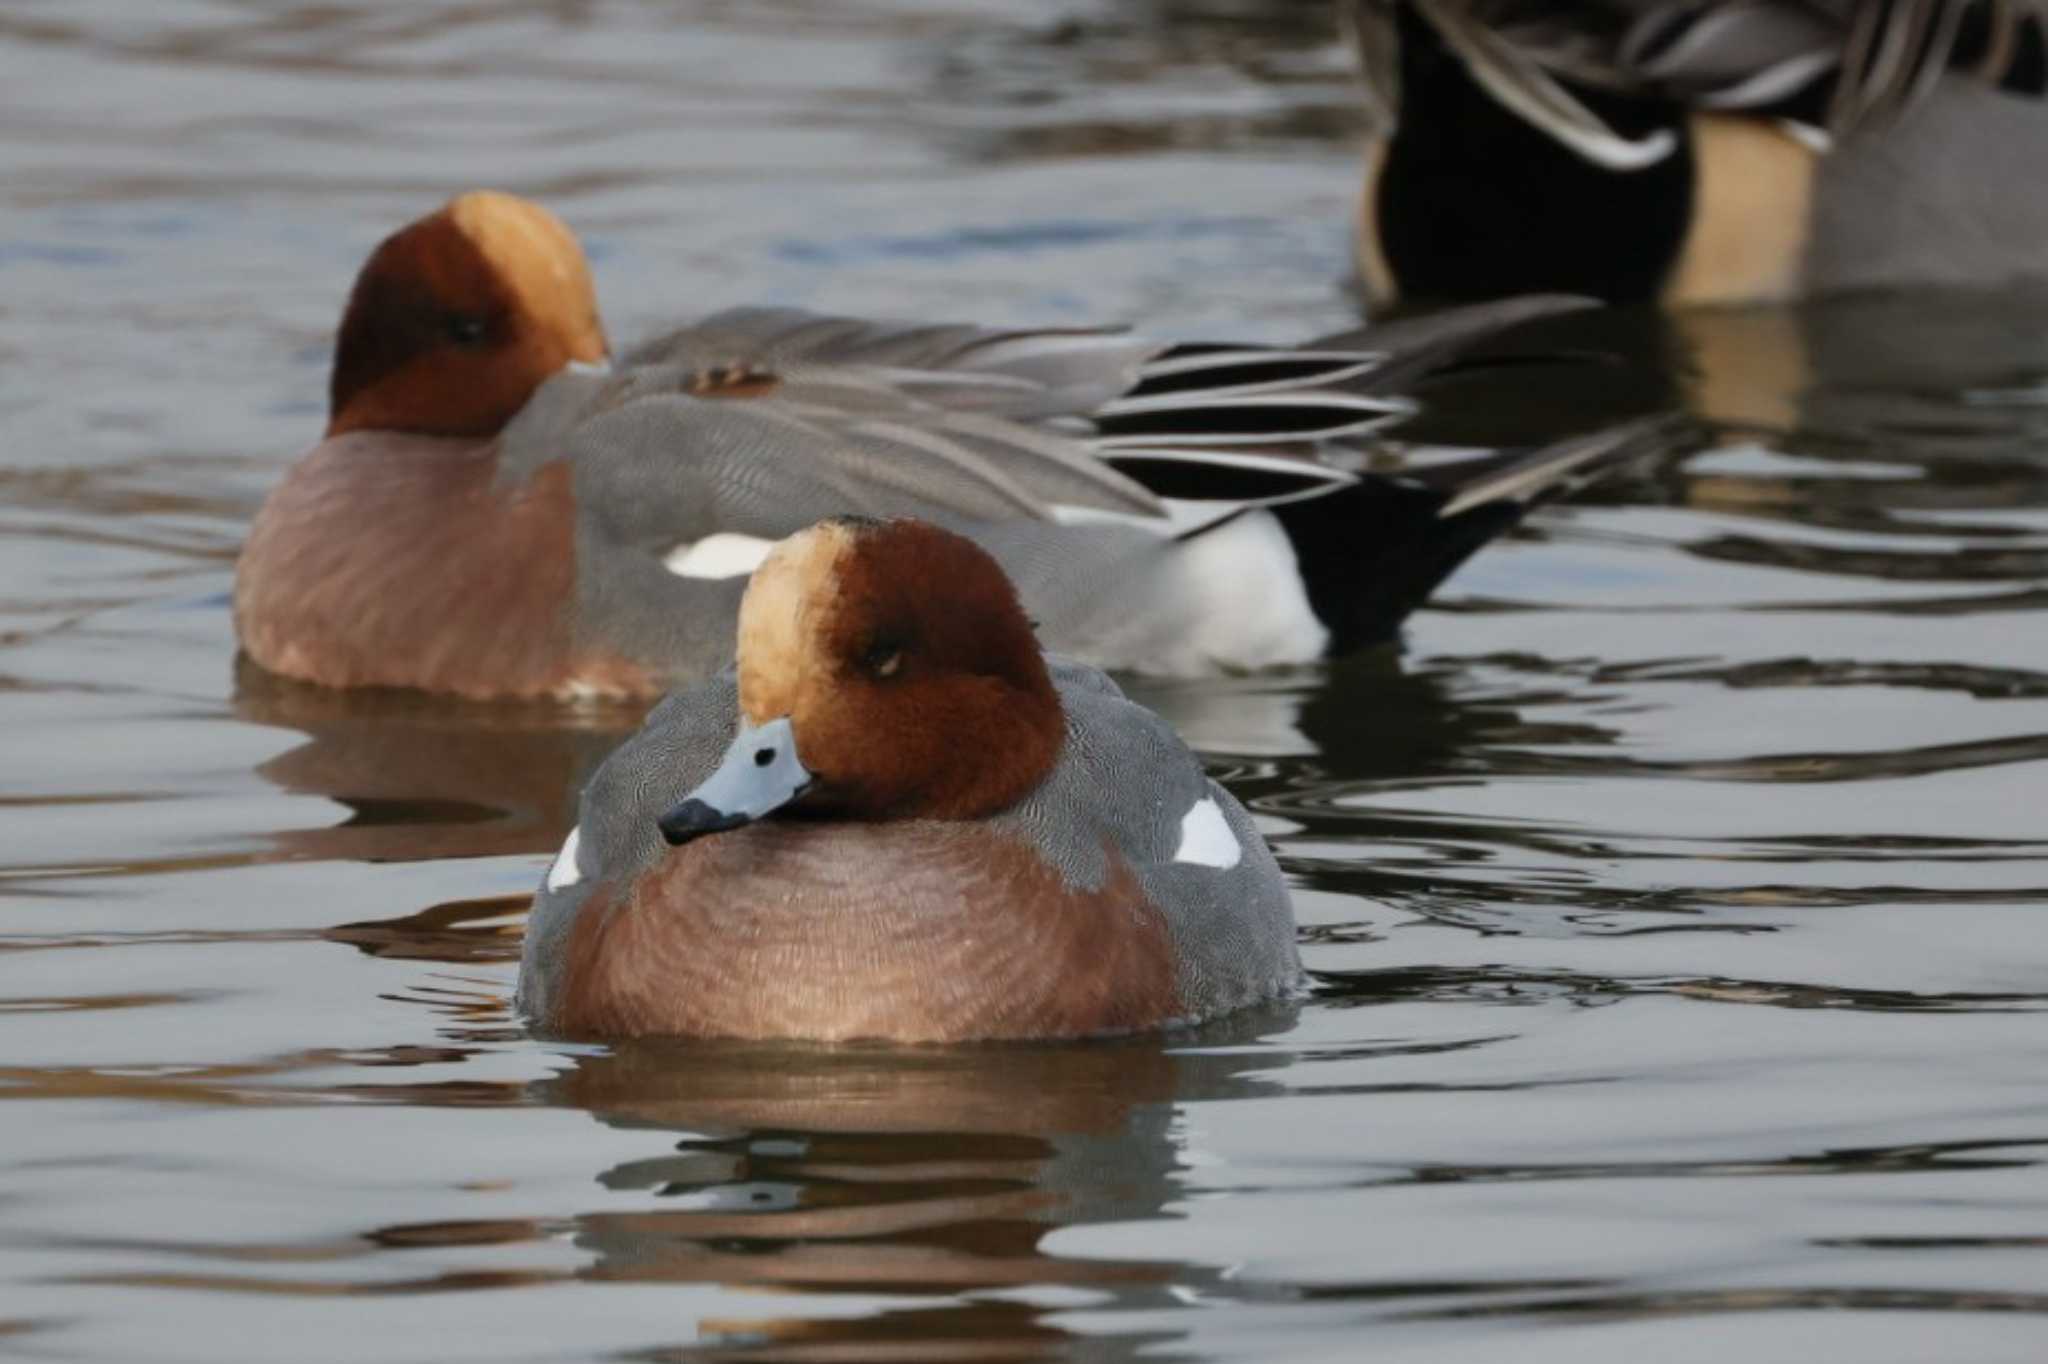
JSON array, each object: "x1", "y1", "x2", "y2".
[
  {"x1": 57, "y1": 1022, "x2": 1297, "y2": 1364},
  {"x1": 1, "y1": 1051, "x2": 351, "y2": 1107},
  {"x1": 234, "y1": 657, "x2": 642, "y2": 863},
  {"x1": 325, "y1": 893, "x2": 527, "y2": 966},
  {"x1": 667, "y1": 1301, "x2": 1109, "y2": 1364},
  {"x1": 526, "y1": 1028, "x2": 1285, "y2": 1354},
  {"x1": 537, "y1": 1035, "x2": 1245, "y2": 1305},
  {"x1": 512, "y1": 1032, "x2": 1302, "y2": 1351}
]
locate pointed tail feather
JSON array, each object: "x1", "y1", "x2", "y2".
[
  {"x1": 1432, "y1": 414, "x2": 1690, "y2": 517},
  {"x1": 1098, "y1": 295, "x2": 1605, "y2": 510},
  {"x1": 1095, "y1": 390, "x2": 1412, "y2": 446},
  {"x1": 1310, "y1": 294, "x2": 1601, "y2": 395},
  {"x1": 1131, "y1": 348, "x2": 1387, "y2": 397}
]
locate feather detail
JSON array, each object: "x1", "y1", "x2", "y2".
[
  {"x1": 1133, "y1": 348, "x2": 1388, "y2": 398},
  {"x1": 1414, "y1": 0, "x2": 1680, "y2": 169},
  {"x1": 1094, "y1": 390, "x2": 1411, "y2": 446},
  {"x1": 1360, "y1": 1, "x2": 2048, "y2": 154},
  {"x1": 1434, "y1": 415, "x2": 1688, "y2": 519},
  {"x1": 1099, "y1": 448, "x2": 1361, "y2": 508},
  {"x1": 1345, "y1": 0, "x2": 1404, "y2": 134},
  {"x1": 550, "y1": 300, "x2": 1639, "y2": 577}
]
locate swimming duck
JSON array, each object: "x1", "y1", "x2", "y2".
[
  {"x1": 236, "y1": 190, "x2": 1665, "y2": 701},
  {"x1": 1347, "y1": 0, "x2": 2048, "y2": 305},
  {"x1": 516, "y1": 516, "x2": 1300, "y2": 1042}
]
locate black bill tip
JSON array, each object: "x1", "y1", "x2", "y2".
[{"x1": 657, "y1": 798, "x2": 751, "y2": 847}]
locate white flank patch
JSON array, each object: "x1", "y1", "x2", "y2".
[
  {"x1": 1163, "y1": 508, "x2": 1328, "y2": 672},
  {"x1": 664, "y1": 533, "x2": 775, "y2": 580},
  {"x1": 546, "y1": 826, "x2": 583, "y2": 892},
  {"x1": 1174, "y1": 796, "x2": 1242, "y2": 870},
  {"x1": 564, "y1": 357, "x2": 612, "y2": 376}
]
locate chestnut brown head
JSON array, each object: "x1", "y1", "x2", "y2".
[
  {"x1": 657, "y1": 519, "x2": 1066, "y2": 844},
  {"x1": 327, "y1": 191, "x2": 608, "y2": 438}
]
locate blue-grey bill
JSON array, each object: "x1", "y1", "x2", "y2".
[{"x1": 657, "y1": 716, "x2": 813, "y2": 845}]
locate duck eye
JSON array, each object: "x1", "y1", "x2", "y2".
[
  {"x1": 862, "y1": 640, "x2": 904, "y2": 679},
  {"x1": 444, "y1": 314, "x2": 488, "y2": 346}
]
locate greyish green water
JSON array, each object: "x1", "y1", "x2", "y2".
[{"x1": 3, "y1": 4, "x2": 2047, "y2": 1362}]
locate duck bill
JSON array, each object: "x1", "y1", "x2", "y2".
[{"x1": 658, "y1": 716, "x2": 813, "y2": 846}]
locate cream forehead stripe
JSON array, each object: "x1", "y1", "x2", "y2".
[
  {"x1": 447, "y1": 192, "x2": 588, "y2": 304},
  {"x1": 735, "y1": 523, "x2": 855, "y2": 723}
]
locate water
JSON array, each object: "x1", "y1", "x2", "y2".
[{"x1": 4, "y1": 4, "x2": 2048, "y2": 1361}]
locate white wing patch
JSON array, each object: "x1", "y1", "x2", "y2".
[
  {"x1": 1174, "y1": 795, "x2": 1242, "y2": 870},
  {"x1": 664, "y1": 533, "x2": 775, "y2": 580},
  {"x1": 546, "y1": 825, "x2": 583, "y2": 892}
]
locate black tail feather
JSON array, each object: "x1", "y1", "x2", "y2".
[{"x1": 1272, "y1": 481, "x2": 1521, "y2": 654}]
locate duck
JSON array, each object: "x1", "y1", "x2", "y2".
[
  {"x1": 1346, "y1": 0, "x2": 2048, "y2": 306},
  {"x1": 515, "y1": 516, "x2": 1301, "y2": 1042},
  {"x1": 235, "y1": 189, "x2": 1671, "y2": 702}
]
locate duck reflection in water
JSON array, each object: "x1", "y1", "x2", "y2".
[
  {"x1": 1358, "y1": 289, "x2": 2048, "y2": 601},
  {"x1": 515, "y1": 1014, "x2": 1296, "y2": 1359},
  {"x1": 1613, "y1": 289, "x2": 2048, "y2": 592},
  {"x1": 233, "y1": 654, "x2": 642, "y2": 865}
]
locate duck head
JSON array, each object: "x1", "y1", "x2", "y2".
[
  {"x1": 659, "y1": 519, "x2": 1066, "y2": 843},
  {"x1": 327, "y1": 190, "x2": 608, "y2": 438}
]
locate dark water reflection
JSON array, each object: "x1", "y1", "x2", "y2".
[{"x1": 6, "y1": 3, "x2": 2048, "y2": 1362}]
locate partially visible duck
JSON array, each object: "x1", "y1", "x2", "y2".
[
  {"x1": 516, "y1": 517, "x2": 1300, "y2": 1042},
  {"x1": 1347, "y1": 0, "x2": 2048, "y2": 305},
  {"x1": 236, "y1": 190, "x2": 1669, "y2": 701}
]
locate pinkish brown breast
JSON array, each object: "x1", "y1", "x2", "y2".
[
  {"x1": 235, "y1": 433, "x2": 654, "y2": 700},
  {"x1": 547, "y1": 821, "x2": 1184, "y2": 1043}
]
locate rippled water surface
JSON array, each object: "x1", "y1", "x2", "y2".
[{"x1": 5, "y1": 4, "x2": 2048, "y2": 1361}]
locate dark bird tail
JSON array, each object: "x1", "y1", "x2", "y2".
[
  {"x1": 1093, "y1": 294, "x2": 1697, "y2": 656},
  {"x1": 1268, "y1": 417, "x2": 1688, "y2": 652}
]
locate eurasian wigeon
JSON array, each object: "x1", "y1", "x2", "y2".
[
  {"x1": 237, "y1": 189, "x2": 1669, "y2": 701},
  {"x1": 516, "y1": 517, "x2": 1300, "y2": 1042},
  {"x1": 1348, "y1": 0, "x2": 2048, "y2": 305}
]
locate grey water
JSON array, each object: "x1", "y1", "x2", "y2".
[{"x1": 3, "y1": 4, "x2": 2047, "y2": 1361}]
